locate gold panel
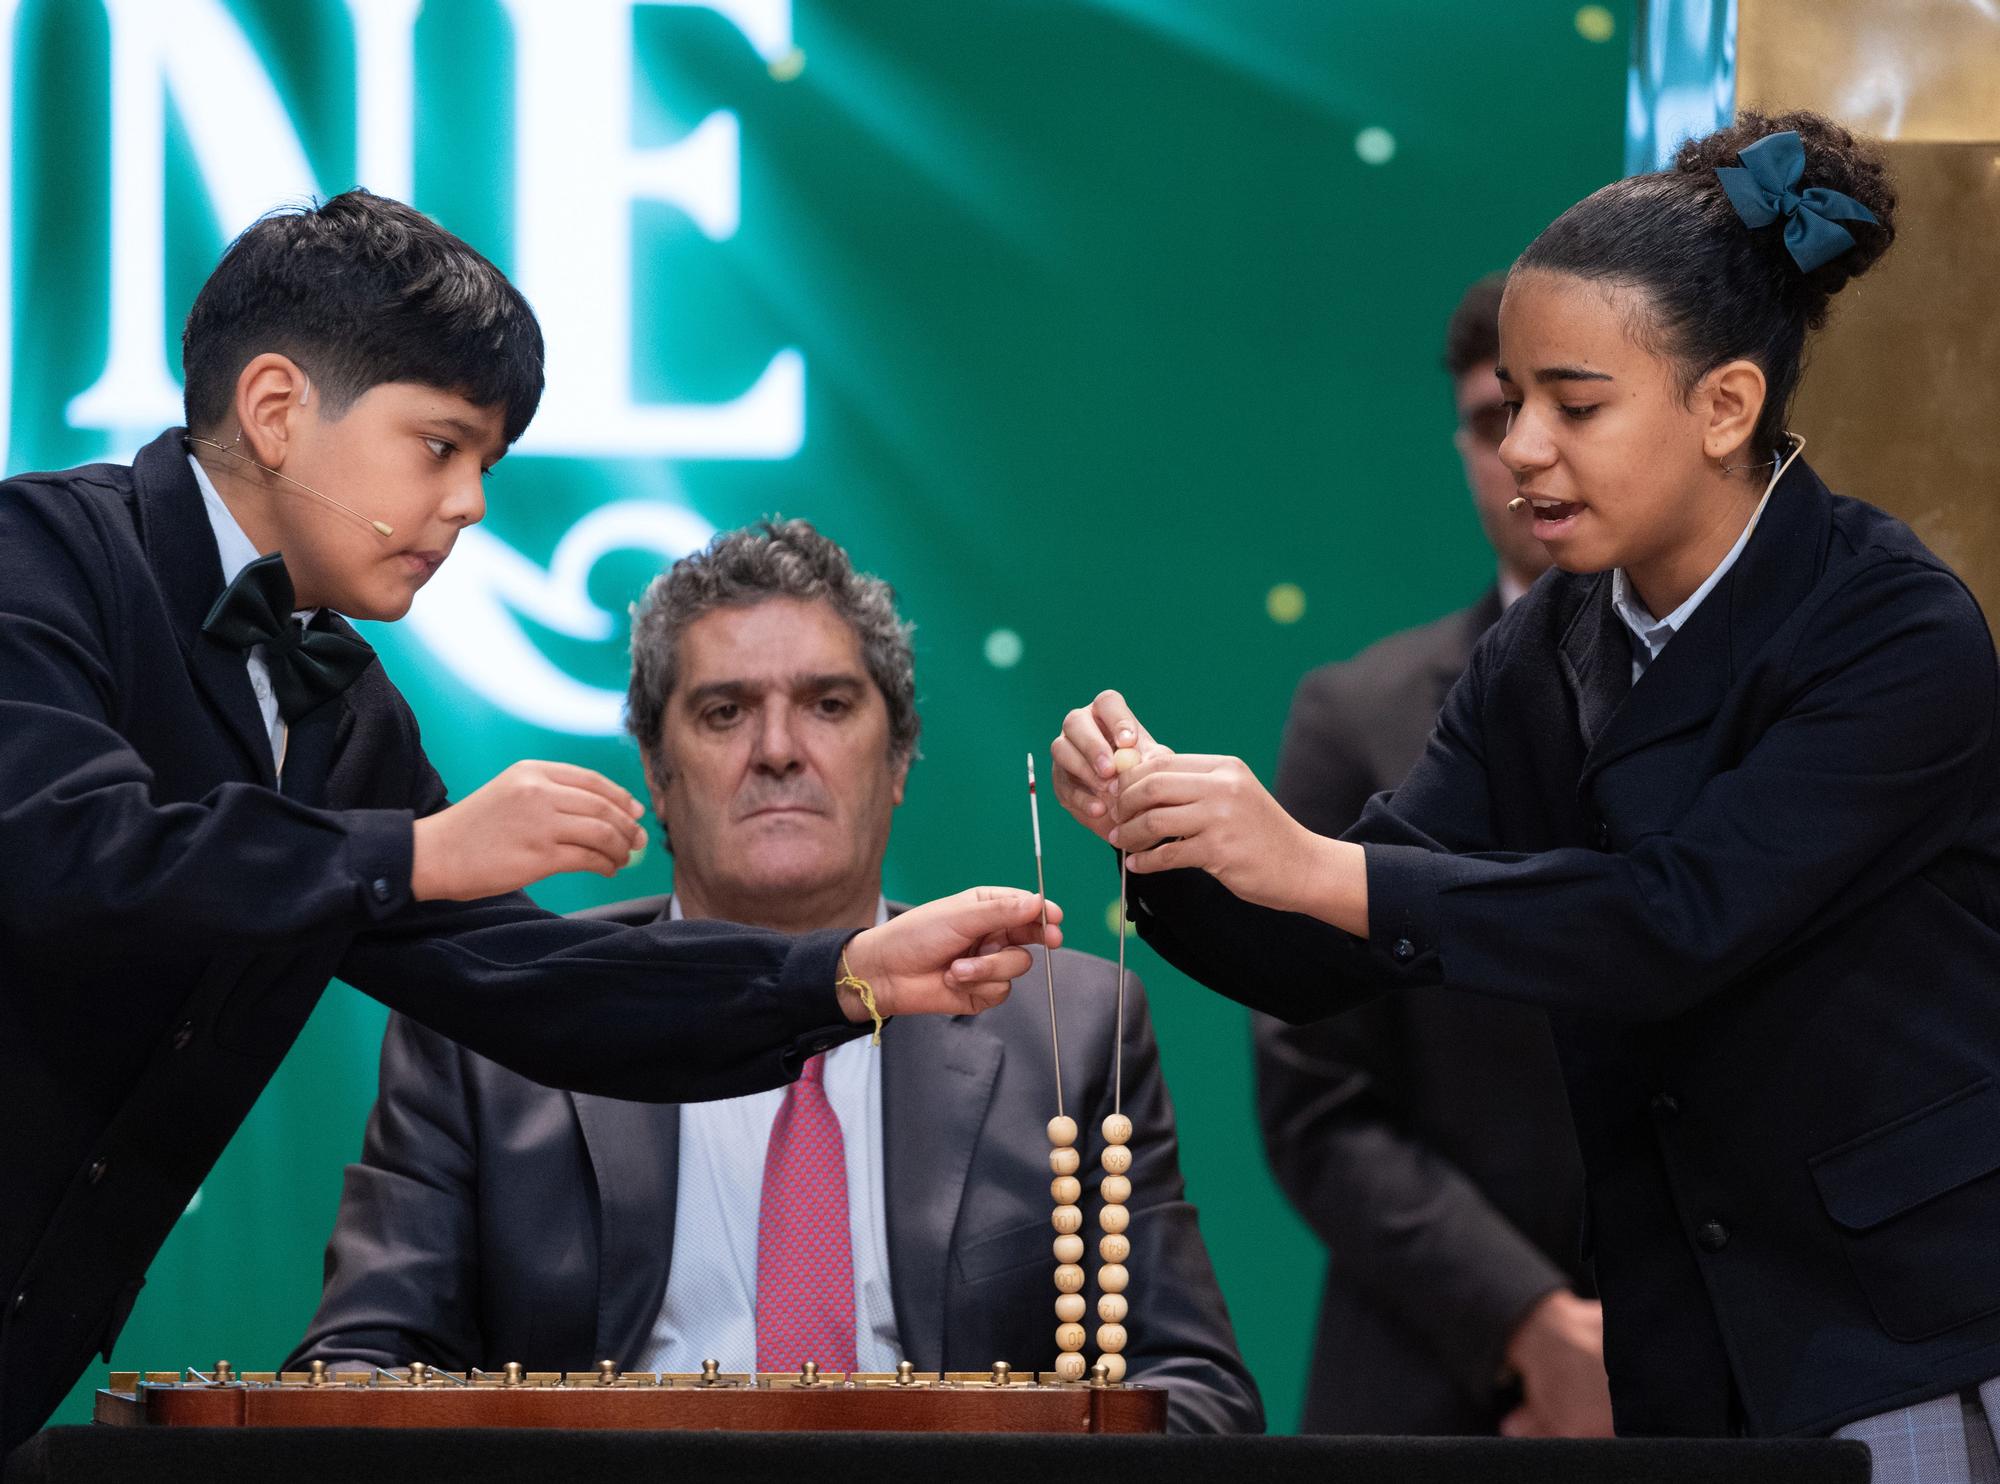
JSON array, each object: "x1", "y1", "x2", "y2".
[
  {"x1": 1738, "y1": 0, "x2": 2000, "y2": 141},
  {"x1": 1788, "y1": 141, "x2": 2000, "y2": 623}
]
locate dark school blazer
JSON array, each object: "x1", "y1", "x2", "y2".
[
  {"x1": 0, "y1": 431, "x2": 860, "y2": 1454},
  {"x1": 1259, "y1": 587, "x2": 1592, "y2": 1434},
  {"x1": 1127, "y1": 460, "x2": 2000, "y2": 1438},
  {"x1": 288, "y1": 900, "x2": 1263, "y2": 1435}
]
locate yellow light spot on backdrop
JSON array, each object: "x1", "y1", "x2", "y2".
[
  {"x1": 769, "y1": 47, "x2": 807, "y2": 82},
  {"x1": 1266, "y1": 583, "x2": 1307, "y2": 625},
  {"x1": 1106, "y1": 899, "x2": 1128, "y2": 937},
  {"x1": 1574, "y1": 6, "x2": 1616, "y2": 43}
]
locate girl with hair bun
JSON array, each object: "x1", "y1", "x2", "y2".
[{"x1": 1054, "y1": 110, "x2": 2000, "y2": 1468}]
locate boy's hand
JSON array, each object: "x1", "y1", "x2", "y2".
[
  {"x1": 839, "y1": 887, "x2": 1063, "y2": 1019},
  {"x1": 411, "y1": 761, "x2": 648, "y2": 901}
]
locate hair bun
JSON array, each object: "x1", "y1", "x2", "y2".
[{"x1": 1674, "y1": 109, "x2": 1897, "y2": 305}]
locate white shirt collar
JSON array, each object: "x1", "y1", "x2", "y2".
[
  {"x1": 1610, "y1": 459, "x2": 1787, "y2": 669},
  {"x1": 189, "y1": 454, "x2": 264, "y2": 588},
  {"x1": 189, "y1": 453, "x2": 319, "y2": 623},
  {"x1": 668, "y1": 893, "x2": 891, "y2": 928}
]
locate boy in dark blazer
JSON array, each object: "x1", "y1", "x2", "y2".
[
  {"x1": 289, "y1": 522, "x2": 1262, "y2": 1433},
  {"x1": 0, "y1": 193, "x2": 1050, "y2": 1456}
]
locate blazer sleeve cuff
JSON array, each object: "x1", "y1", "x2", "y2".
[
  {"x1": 342, "y1": 808, "x2": 415, "y2": 923},
  {"x1": 1363, "y1": 842, "x2": 1447, "y2": 977},
  {"x1": 776, "y1": 927, "x2": 870, "y2": 1073}
]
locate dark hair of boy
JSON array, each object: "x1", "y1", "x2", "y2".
[{"x1": 180, "y1": 189, "x2": 546, "y2": 446}]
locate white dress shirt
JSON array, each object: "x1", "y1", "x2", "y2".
[
  {"x1": 639, "y1": 896, "x2": 901, "y2": 1373},
  {"x1": 190, "y1": 454, "x2": 317, "y2": 772},
  {"x1": 1610, "y1": 471, "x2": 1780, "y2": 683}
]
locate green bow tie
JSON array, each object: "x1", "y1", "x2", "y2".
[{"x1": 200, "y1": 553, "x2": 375, "y2": 723}]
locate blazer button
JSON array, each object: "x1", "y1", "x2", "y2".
[
  {"x1": 171, "y1": 1021, "x2": 195, "y2": 1052},
  {"x1": 87, "y1": 1157, "x2": 109, "y2": 1185},
  {"x1": 1392, "y1": 938, "x2": 1415, "y2": 963},
  {"x1": 10, "y1": 1290, "x2": 24, "y2": 1315},
  {"x1": 371, "y1": 877, "x2": 393, "y2": 903},
  {"x1": 1593, "y1": 820, "x2": 1611, "y2": 850},
  {"x1": 1696, "y1": 1220, "x2": 1729, "y2": 1252},
  {"x1": 1651, "y1": 1093, "x2": 1681, "y2": 1117}
]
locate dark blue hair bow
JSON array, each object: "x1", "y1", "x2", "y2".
[{"x1": 1714, "y1": 130, "x2": 1878, "y2": 273}]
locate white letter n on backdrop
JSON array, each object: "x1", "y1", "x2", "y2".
[
  {"x1": 502, "y1": 0, "x2": 804, "y2": 460},
  {"x1": 67, "y1": 0, "x2": 327, "y2": 441}
]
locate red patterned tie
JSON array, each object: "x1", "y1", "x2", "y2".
[{"x1": 756, "y1": 1054, "x2": 857, "y2": 1372}]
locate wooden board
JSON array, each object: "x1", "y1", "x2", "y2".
[{"x1": 93, "y1": 1370, "x2": 1167, "y2": 1434}]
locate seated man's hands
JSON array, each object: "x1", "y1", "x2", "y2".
[
  {"x1": 840, "y1": 887, "x2": 1063, "y2": 1019},
  {"x1": 411, "y1": 761, "x2": 648, "y2": 901}
]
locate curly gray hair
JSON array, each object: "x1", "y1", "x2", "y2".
[{"x1": 625, "y1": 519, "x2": 920, "y2": 797}]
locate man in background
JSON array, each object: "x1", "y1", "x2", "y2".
[
  {"x1": 292, "y1": 520, "x2": 1261, "y2": 1435},
  {"x1": 1254, "y1": 274, "x2": 1607, "y2": 1436}
]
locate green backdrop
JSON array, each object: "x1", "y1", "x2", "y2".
[{"x1": 9, "y1": 0, "x2": 1626, "y2": 1432}]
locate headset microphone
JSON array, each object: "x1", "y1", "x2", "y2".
[{"x1": 184, "y1": 434, "x2": 395, "y2": 539}]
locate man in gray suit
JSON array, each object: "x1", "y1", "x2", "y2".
[
  {"x1": 1254, "y1": 275, "x2": 1606, "y2": 1437},
  {"x1": 290, "y1": 519, "x2": 1261, "y2": 1435}
]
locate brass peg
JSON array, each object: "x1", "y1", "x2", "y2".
[
  {"x1": 308, "y1": 1360, "x2": 326, "y2": 1387},
  {"x1": 502, "y1": 1361, "x2": 524, "y2": 1386},
  {"x1": 699, "y1": 1359, "x2": 720, "y2": 1387},
  {"x1": 597, "y1": 1359, "x2": 618, "y2": 1386},
  {"x1": 800, "y1": 1361, "x2": 820, "y2": 1385},
  {"x1": 895, "y1": 1360, "x2": 916, "y2": 1386},
  {"x1": 213, "y1": 1361, "x2": 233, "y2": 1385},
  {"x1": 1089, "y1": 1361, "x2": 1108, "y2": 1389},
  {"x1": 409, "y1": 1362, "x2": 428, "y2": 1386},
  {"x1": 990, "y1": 1361, "x2": 1011, "y2": 1386}
]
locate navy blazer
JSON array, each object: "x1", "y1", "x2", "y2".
[
  {"x1": 1128, "y1": 461, "x2": 2000, "y2": 1438},
  {"x1": 0, "y1": 431, "x2": 860, "y2": 1454},
  {"x1": 287, "y1": 901, "x2": 1263, "y2": 1435}
]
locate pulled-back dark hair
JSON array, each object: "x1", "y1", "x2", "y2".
[
  {"x1": 1443, "y1": 272, "x2": 1506, "y2": 380},
  {"x1": 1514, "y1": 110, "x2": 1896, "y2": 460},
  {"x1": 181, "y1": 190, "x2": 544, "y2": 445}
]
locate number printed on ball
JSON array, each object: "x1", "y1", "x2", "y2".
[
  {"x1": 1101, "y1": 1145, "x2": 1132, "y2": 1175},
  {"x1": 1049, "y1": 1147, "x2": 1081, "y2": 1176}
]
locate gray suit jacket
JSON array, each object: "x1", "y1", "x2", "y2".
[
  {"x1": 1254, "y1": 590, "x2": 1590, "y2": 1434},
  {"x1": 290, "y1": 899, "x2": 1263, "y2": 1435}
]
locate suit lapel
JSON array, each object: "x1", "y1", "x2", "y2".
[
  {"x1": 131, "y1": 429, "x2": 277, "y2": 786},
  {"x1": 573, "y1": 1093, "x2": 681, "y2": 1365},
  {"x1": 880, "y1": 1013, "x2": 1004, "y2": 1370},
  {"x1": 1580, "y1": 460, "x2": 1832, "y2": 786},
  {"x1": 1557, "y1": 573, "x2": 1633, "y2": 756}
]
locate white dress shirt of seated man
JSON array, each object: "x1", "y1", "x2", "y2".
[{"x1": 627, "y1": 521, "x2": 919, "y2": 1373}]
